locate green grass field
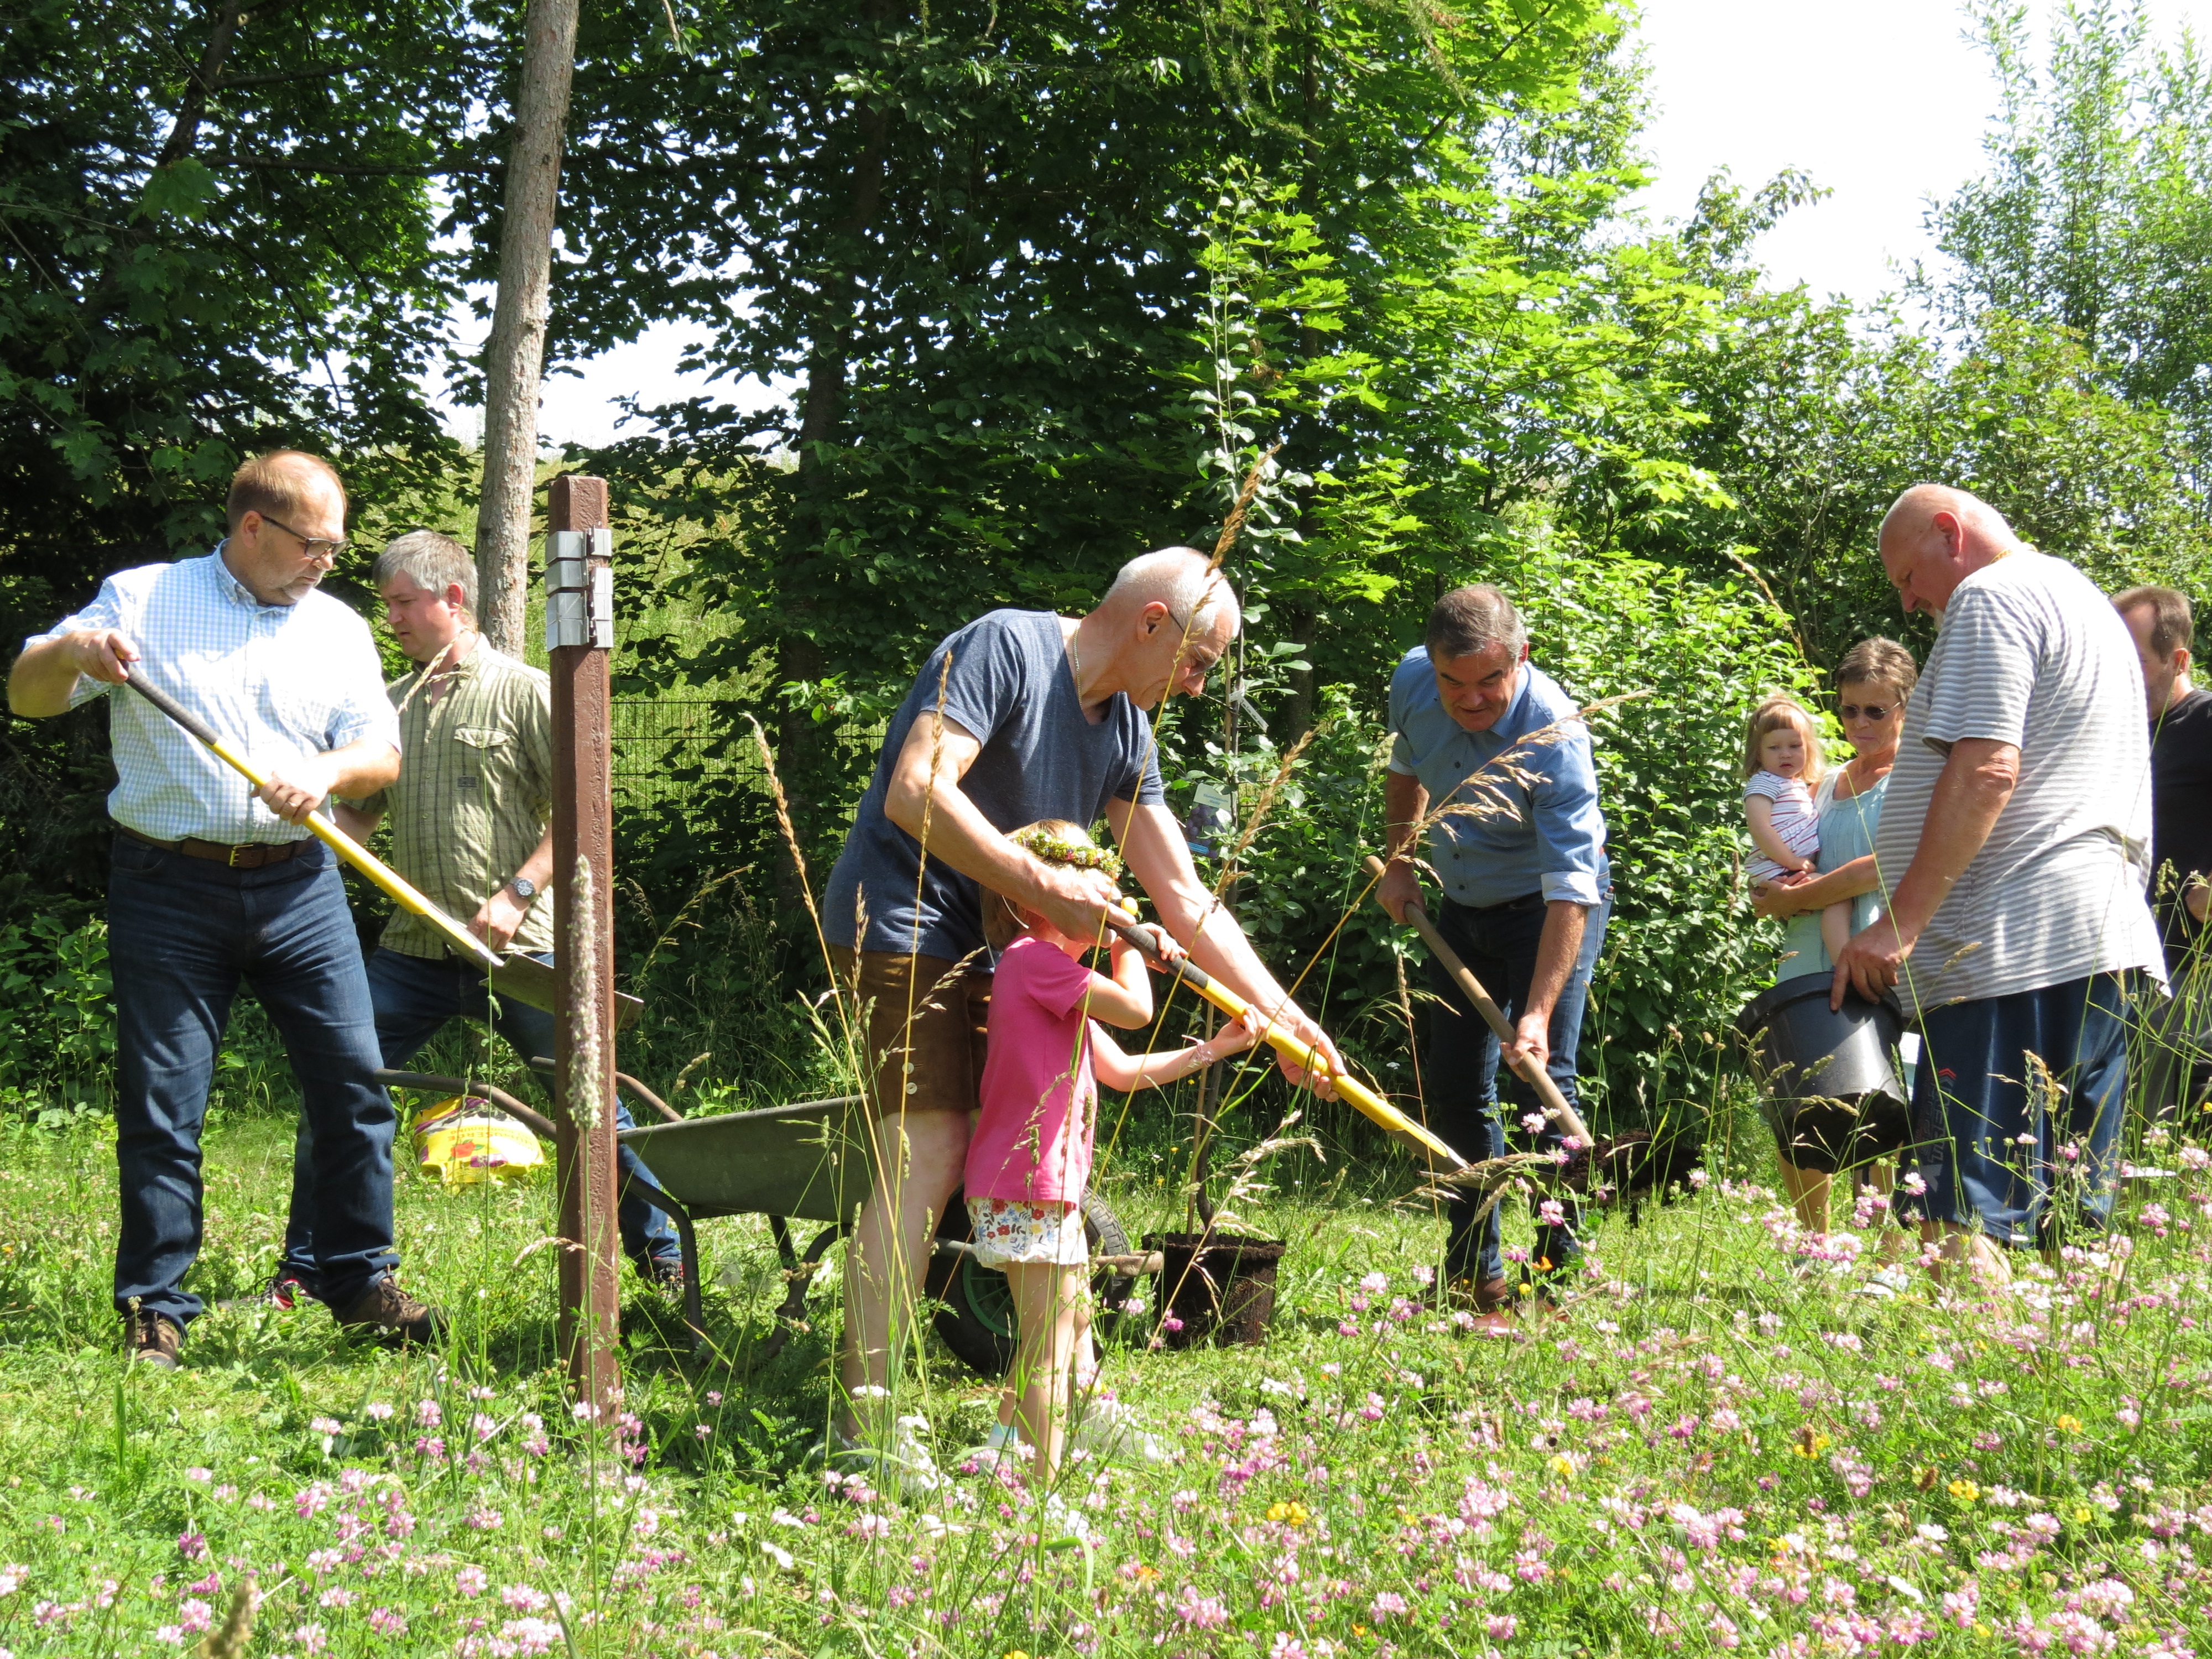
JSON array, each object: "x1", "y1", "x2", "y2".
[{"x1": 0, "y1": 1100, "x2": 2206, "y2": 1659}]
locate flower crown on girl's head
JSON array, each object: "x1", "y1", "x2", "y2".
[
  {"x1": 984, "y1": 820, "x2": 1122, "y2": 948},
  {"x1": 1008, "y1": 824, "x2": 1124, "y2": 880}
]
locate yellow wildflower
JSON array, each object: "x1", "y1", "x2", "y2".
[
  {"x1": 1266, "y1": 1501, "x2": 1310, "y2": 1527},
  {"x1": 2056, "y1": 1414, "x2": 2083, "y2": 1435},
  {"x1": 1948, "y1": 1480, "x2": 1981, "y2": 1503}
]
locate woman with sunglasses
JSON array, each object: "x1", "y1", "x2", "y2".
[{"x1": 1751, "y1": 638, "x2": 1919, "y2": 1248}]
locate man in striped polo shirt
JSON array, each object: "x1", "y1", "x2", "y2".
[{"x1": 1834, "y1": 484, "x2": 2164, "y2": 1284}]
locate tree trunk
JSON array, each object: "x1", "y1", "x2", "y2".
[
  {"x1": 1277, "y1": 597, "x2": 1319, "y2": 744},
  {"x1": 153, "y1": 0, "x2": 244, "y2": 169},
  {"x1": 474, "y1": 0, "x2": 581, "y2": 654}
]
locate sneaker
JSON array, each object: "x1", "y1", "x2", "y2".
[
  {"x1": 333, "y1": 1276, "x2": 443, "y2": 1346},
  {"x1": 643, "y1": 1256, "x2": 686, "y2": 1295},
  {"x1": 954, "y1": 1441, "x2": 1027, "y2": 1476},
  {"x1": 1068, "y1": 1394, "x2": 1167, "y2": 1464},
  {"x1": 223, "y1": 1272, "x2": 317, "y2": 1312},
  {"x1": 820, "y1": 1415, "x2": 944, "y2": 1503},
  {"x1": 126, "y1": 1308, "x2": 182, "y2": 1369},
  {"x1": 1039, "y1": 1491, "x2": 1094, "y2": 1540}
]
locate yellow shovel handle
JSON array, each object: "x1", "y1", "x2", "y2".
[
  {"x1": 125, "y1": 675, "x2": 502, "y2": 973},
  {"x1": 216, "y1": 737, "x2": 502, "y2": 972},
  {"x1": 1110, "y1": 910, "x2": 1468, "y2": 1171}
]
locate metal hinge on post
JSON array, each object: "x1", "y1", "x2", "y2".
[{"x1": 545, "y1": 527, "x2": 615, "y2": 651}]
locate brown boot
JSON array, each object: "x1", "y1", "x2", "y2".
[
  {"x1": 335, "y1": 1277, "x2": 443, "y2": 1346},
  {"x1": 1470, "y1": 1276, "x2": 1515, "y2": 1313},
  {"x1": 126, "y1": 1307, "x2": 182, "y2": 1368}
]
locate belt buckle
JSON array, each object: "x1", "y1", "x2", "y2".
[{"x1": 227, "y1": 843, "x2": 246, "y2": 869}]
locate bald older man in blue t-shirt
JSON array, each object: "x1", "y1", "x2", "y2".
[{"x1": 1378, "y1": 584, "x2": 1611, "y2": 1324}]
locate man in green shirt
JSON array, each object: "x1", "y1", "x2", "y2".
[{"x1": 264, "y1": 531, "x2": 680, "y2": 1302}]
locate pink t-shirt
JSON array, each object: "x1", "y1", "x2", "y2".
[{"x1": 966, "y1": 933, "x2": 1103, "y2": 1205}]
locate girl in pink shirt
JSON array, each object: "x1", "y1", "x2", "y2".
[{"x1": 968, "y1": 821, "x2": 1256, "y2": 1479}]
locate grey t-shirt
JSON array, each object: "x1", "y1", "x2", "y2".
[
  {"x1": 823, "y1": 610, "x2": 1166, "y2": 960},
  {"x1": 1873, "y1": 550, "x2": 2163, "y2": 1015}
]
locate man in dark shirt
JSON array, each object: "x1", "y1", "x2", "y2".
[
  {"x1": 2115, "y1": 585, "x2": 2212, "y2": 1115},
  {"x1": 818, "y1": 547, "x2": 1340, "y2": 1493}
]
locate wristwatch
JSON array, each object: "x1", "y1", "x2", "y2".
[{"x1": 507, "y1": 875, "x2": 539, "y2": 901}]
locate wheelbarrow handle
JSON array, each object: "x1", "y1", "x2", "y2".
[
  {"x1": 1361, "y1": 855, "x2": 1594, "y2": 1147},
  {"x1": 1097, "y1": 905, "x2": 1470, "y2": 1173}
]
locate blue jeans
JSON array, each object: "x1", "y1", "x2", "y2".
[
  {"x1": 1900, "y1": 973, "x2": 2128, "y2": 1247},
  {"x1": 1422, "y1": 872, "x2": 1612, "y2": 1286},
  {"x1": 280, "y1": 947, "x2": 679, "y2": 1286},
  {"x1": 107, "y1": 835, "x2": 398, "y2": 1326}
]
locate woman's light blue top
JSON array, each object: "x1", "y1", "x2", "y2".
[{"x1": 1776, "y1": 768, "x2": 1888, "y2": 980}]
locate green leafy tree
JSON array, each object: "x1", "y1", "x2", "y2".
[
  {"x1": 586, "y1": 0, "x2": 1624, "y2": 880},
  {"x1": 0, "y1": 0, "x2": 482, "y2": 625},
  {"x1": 1931, "y1": 0, "x2": 2212, "y2": 456}
]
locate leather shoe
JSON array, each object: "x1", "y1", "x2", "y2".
[
  {"x1": 335, "y1": 1276, "x2": 443, "y2": 1346},
  {"x1": 1425, "y1": 1276, "x2": 1515, "y2": 1313},
  {"x1": 127, "y1": 1308, "x2": 182, "y2": 1368}
]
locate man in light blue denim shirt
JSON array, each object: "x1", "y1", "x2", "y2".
[{"x1": 1379, "y1": 585, "x2": 1611, "y2": 1322}]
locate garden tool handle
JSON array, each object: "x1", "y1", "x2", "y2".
[
  {"x1": 1362, "y1": 855, "x2": 1594, "y2": 1146},
  {"x1": 123, "y1": 671, "x2": 504, "y2": 974},
  {"x1": 1098, "y1": 905, "x2": 1469, "y2": 1172}
]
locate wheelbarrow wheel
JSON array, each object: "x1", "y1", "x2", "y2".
[{"x1": 925, "y1": 1190, "x2": 1133, "y2": 1378}]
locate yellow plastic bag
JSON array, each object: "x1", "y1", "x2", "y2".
[{"x1": 411, "y1": 1095, "x2": 545, "y2": 1186}]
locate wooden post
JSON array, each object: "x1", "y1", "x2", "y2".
[{"x1": 547, "y1": 474, "x2": 620, "y2": 1405}]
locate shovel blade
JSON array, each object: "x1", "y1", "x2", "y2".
[{"x1": 489, "y1": 953, "x2": 645, "y2": 1032}]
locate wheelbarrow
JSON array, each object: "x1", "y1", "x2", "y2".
[
  {"x1": 617, "y1": 1097, "x2": 1149, "y2": 1373},
  {"x1": 377, "y1": 1066, "x2": 1147, "y2": 1374}
]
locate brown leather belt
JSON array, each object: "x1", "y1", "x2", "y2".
[{"x1": 118, "y1": 825, "x2": 306, "y2": 869}]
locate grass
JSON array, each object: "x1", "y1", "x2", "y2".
[{"x1": 0, "y1": 1087, "x2": 2207, "y2": 1659}]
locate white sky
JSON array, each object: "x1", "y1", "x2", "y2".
[
  {"x1": 519, "y1": 0, "x2": 2212, "y2": 447},
  {"x1": 1632, "y1": 0, "x2": 2212, "y2": 304}
]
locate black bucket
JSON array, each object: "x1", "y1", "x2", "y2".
[
  {"x1": 1143, "y1": 1231, "x2": 1286, "y2": 1349},
  {"x1": 1736, "y1": 973, "x2": 1910, "y2": 1173}
]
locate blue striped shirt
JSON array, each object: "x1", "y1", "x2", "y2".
[
  {"x1": 27, "y1": 550, "x2": 400, "y2": 843},
  {"x1": 1387, "y1": 650, "x2": 1608, "y2": 907}
]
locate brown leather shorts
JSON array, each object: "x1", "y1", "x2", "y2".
[{"x1": 828, "y1": 946, "x2": 993, "y2": 1116}]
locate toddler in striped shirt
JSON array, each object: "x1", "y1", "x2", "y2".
[{"x1": 1743, "y1": 696, "x2": 1851, "y2": 963}]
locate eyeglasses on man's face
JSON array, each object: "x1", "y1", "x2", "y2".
[
  {"x1": 259, "y1": 513, "x2": 349, "y2": 563},
  {"x1": 1159, "y1": 607, "x2": 1223, "y2": 679},
  {"x1": 1839, "y1": 702, "x2": 1897, "y2": 722}
]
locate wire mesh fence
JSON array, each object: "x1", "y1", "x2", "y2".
[{"x1": 610, "y1": 699, "x2": 758, "y2": 814}]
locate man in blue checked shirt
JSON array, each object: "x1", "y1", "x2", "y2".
[
  {"x1": 1378, "y1": 584, "x2": 1611, "y2": 1326},
  {"x1": 8, "y1": 450, "x2": 441, "y2": 1368}
]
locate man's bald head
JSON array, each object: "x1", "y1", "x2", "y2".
[
  {"x1": 1876, "y1": 483, "x2": 2021, "y2": 617},
  {"x1": 1100, "y1": 547, "x2": 1241, "y2": 638},
  {"x1": 1878, "y1": 484, "x2": 2016, "y2": 547},
  {"x1": 1079, "y1": 547, "x2": 1241, "y2": 712}
]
